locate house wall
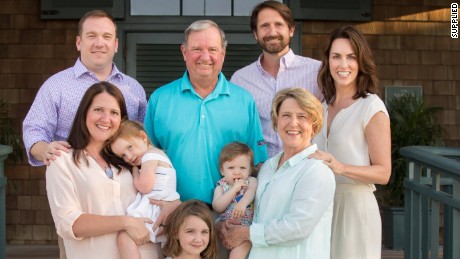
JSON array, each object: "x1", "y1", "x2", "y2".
[
  {"x1": 302, "y1": 0, "x2": 459, "y2": 147},
  {"x1": 2, "y1": 0, "x2": 78, "y2": 244},
  {"x1": 1, "y1": 0, "x2": 458, "y2": 244}
]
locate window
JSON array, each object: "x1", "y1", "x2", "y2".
[
  {"x1": 130, "y1": 0, "x2": 280, "y2": 16},
  {"x1": 287, "y1": 0, "x2": 371, "y2": 21},
  {"x1": 124, "y1": 32, "x2": 262, "y2": 97},
  {"x1": 40, "y1": 0, "x2": 124, "y2": 19}
]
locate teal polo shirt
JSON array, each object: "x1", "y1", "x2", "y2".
[{"x1": 144, "y1": 71, "x2": 268, "y2": 204}]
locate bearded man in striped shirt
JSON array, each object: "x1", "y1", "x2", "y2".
[{"x1": 231, "y1": 1, "x2": 322, "y2": 158}]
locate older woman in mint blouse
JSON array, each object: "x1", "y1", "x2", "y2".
[{"x1": 220, "y1": 88, "x2": 335, "y2": 259}]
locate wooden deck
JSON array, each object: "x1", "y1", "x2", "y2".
[
  {"x1": 6, "y1": 245, "x2": 59, "y2": 259},
  {"x1": 6, "y1": 244, "x2": 406, "y2": 259}
]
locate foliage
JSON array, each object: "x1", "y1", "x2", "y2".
[
  {"x1": 379, "y1": 93, "x2": 444, "y2": 208},
  {"x1": 0, "y1": 99, "x2": 22, "y2": 160}
]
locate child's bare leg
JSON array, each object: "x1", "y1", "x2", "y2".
[
  {"x1": 229, "y1": 240, "x2": 251, "y2": 259},
  {"x1": 117, "y1": 230, "x2": 141, "y2": 259}
]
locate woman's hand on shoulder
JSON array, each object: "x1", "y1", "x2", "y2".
[{"x1": 308, "y1": 150, "x2": 345, "y2": 175}]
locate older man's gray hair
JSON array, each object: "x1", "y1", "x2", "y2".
[{"x1": 183, "y1": 20, "x2": 228, "y2": 49}]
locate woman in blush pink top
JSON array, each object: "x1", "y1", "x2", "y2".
[{"x1": 46, "y1": 82, "x2": 163, "y2": 259}]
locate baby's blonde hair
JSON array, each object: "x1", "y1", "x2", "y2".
[
  {"x1": 103, "y1": 120, "x2": 151, "y2": 170},
  {"x1": 108, "y1": 120, "x2": 151, "y2": 145},
  {"x1": 218, "y1": 142, "x2": 254, "y2": 175}
]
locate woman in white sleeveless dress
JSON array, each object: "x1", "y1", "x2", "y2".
[{"x1": 311, "y1": 25, "x2": 391, "y2": 259}]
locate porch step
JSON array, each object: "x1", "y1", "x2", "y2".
[{"x1": 6, "y1": 244, "x2": 406, "y2": 259}]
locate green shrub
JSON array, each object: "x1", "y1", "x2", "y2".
[
  {"x1": 0, "y1": 99, "x2": 22, "y2": 160},
  {"x1": 378, "y1": 93, "x2": 444, "y2": 207}
]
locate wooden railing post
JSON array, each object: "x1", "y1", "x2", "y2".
[
  {"x1": 451, "y1": 178, "x2": 460, "y2": 259},
  {"x1": 400, "y1": 146, "x2": 460, "y2": 259},
  {"x1": 404, "y1": 160, "x2": 414, "y2": 259}
]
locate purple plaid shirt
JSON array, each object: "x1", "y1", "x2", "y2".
[{"x1": 23, "y1": 58, "x2": 147, "y2": 166}]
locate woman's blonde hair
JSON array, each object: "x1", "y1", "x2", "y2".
[
  {"x1": 163, "y1": 200, "x2": 218, "y2": 259},
  {"x1": 271, "y1": 87, "x2": 323, "y2": 138}
]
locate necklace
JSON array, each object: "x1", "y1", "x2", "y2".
[{"x1": 85, "y1": 149, "x2": 113, "y2": 179}]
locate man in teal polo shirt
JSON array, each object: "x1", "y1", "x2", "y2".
[{"x1": 144, "y1": 20, "x2": 268, "y2": 206}]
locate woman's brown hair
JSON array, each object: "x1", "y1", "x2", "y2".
[
  {"x1": 67, "y1": 81, "x2": 128, "y2": 167},
  {"x1": 317, "y1": 25, "x2": 379, "y2": 104}
]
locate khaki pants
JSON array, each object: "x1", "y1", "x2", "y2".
[{"x1": 58, "y1": 235, "x2": 67, "y2": 259}]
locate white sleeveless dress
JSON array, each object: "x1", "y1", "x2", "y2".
[
  {"x1": 126, "y1": 153, "x2": 180, "y2": 243},
  {"x1": 314, "y1": 94, "x2": 389, "y2": 259}
]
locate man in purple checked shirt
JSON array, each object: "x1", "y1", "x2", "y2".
[
  {"x1": 22, "y1": 11, "x2": 146, "y2": 258},
  {"x1": 23, "y1": 10, "x2": 146, "y2": 167}
]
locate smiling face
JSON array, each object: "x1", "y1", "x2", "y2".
[
  {"x1": 220, "y1": 154, "x2": 251, "y2": 185},
  {"x1": 254, "y1": 8, "x2": 294, "y2": 55},
  {"x1": 85, "y1": 92, "x2": 122, "y2": 145},
  {"x1": 277, "y1": 98, "x2": 313, "y2": 155},
  {"x1": 110, "y1": 133, "x2": 149, "y2": 166},
  {"x1": 76, "y1": 16, "x2": 118, "y2": 73},
  {"x1": 329, "y1": 38, "x2": 359, "y2": 90},
  {"x1": 177, "y1": 215, "x2": 210, "y2": 259},
  {"x1": 181, "y1": 26, "x2": 225, "y2": 83}
]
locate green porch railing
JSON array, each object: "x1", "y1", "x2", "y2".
[
  {"x1": 0, "y1": 145, "x2": 12, "y2": 259},
  {"x1": 401, "y1": 146, "x2": 460, "y2": 259}
]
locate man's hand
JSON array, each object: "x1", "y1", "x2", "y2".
[
  {"x1": 39, "y1": 141, "x2": 71, "y2": 166},
  {"x1": 216, "y1": 221, "x2": 228, "y2": 241},
  {"x1": 221, "y1": 220, "x2": 249, "y2": 249},
  {"x1": 149, "y1": 199, "x2": 181, "y2": 235}
]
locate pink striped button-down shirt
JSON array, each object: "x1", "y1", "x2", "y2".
[{"x1": 231, "y1": 49, "x2": 322, "y2": 157}]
